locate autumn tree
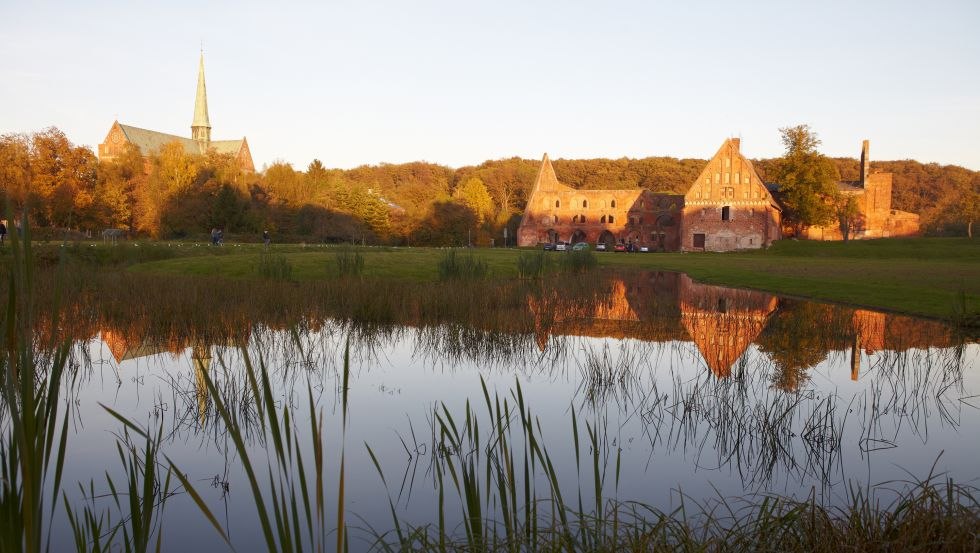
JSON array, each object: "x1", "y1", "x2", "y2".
[
  {"x1": 28, "y1": 128, "x2": 98, "y2": 228},
  {"x1": 0, "y1": 133, "x2": 32, "y2": 215},
  {"x1": 772, "y1": 125, "x2": 840, "y2": 235},
  {"x1": 97, "y1": 143, "x2": 145, "y2": 230}
]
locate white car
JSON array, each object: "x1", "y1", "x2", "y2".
[
  {"x1": 595, "y1": 243, "x2": 607, "y2": 251},
  {"x1": 555, "y1": 242, "x2": 569, "y2": 251}
]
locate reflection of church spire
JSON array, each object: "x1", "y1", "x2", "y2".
[{"x1": 192, "y1": 344, "x2": 212, "y2": 424}]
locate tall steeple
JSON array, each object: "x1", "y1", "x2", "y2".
[{"x1": 191, "y1": 51, "x2": 211, "y2": 146}]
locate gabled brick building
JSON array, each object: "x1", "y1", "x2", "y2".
[
  {"x1": 517, "y1": 138, "x2": 781, "y2": 251},
  {"x1": 98, "y1": 53, "x2": 254, "y2": 172},
  {"x1": 795, "y1": 141, "x2": 919, "y2": 240}
]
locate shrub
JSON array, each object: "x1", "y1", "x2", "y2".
[
  {"x1": 335, "y1": 248, "x2": 365, "y2": 278},
  {"x1": 516, "y1": 251, "x2": 550, "y2": 279},
  {"x1": 559, "y1": 249, "x2": 597, "y2": 274},
  {"x1": 256, "y1": 251, "x2": 292, "y2": 280},
  {"x1": 437, "y1": 249, "x2": 488, "y2": 281}
]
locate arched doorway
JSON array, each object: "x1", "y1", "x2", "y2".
[
  {"x1": 544, "y1": 229, "x2": 558, "y2": 243},
  {"x1": 598, "y1": 230, "x2": 615, "y2": 249},
  {"x1": 570, "y1": 229, "x2": 587, "y2": 244}
]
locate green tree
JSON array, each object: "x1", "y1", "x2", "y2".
[
  {"x1": 835, "y1": 194, "x2": 862, "y2": 242},
  {"x1": 773, "y1": 125, "x2": 840, "y2": 235},
  {"x1": 454, "y1": 177, "x2": 494, "y2": 224}
]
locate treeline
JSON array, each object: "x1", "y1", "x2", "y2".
[{"x1": 1, "y1": 127, "x2": 976, "y2": 244}]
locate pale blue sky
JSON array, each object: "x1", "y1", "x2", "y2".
[{"x1": 2, "y1": 1, "x2": 979, "y2": 171}]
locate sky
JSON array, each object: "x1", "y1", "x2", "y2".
[{"x1": 2, "y1": 0, "x2": 979, "y2": 171}]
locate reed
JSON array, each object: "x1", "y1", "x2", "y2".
[
  {"x1": 256, "y1": 251, "x2": 293, "y2": 281},
  {"x1": 334, "y1": 248, "x2": 365, "y2": 278},
  {"x1": 437, "y1": 249, "x2": 489, "y2": 281},
  {"x1": 0, "y1": 214, "x2": 72, "y2": 553}
]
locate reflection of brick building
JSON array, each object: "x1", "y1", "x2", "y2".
[
  {"x1": 517, "y1": 139, "x2": 781, "y2": 251},
  {"x1": 98, "y1": 53, "x2": 254, "y2": 172},
  {"x1": 678, "y1": 275, "x2": 778, "y2": 377},
  {"x1": 798, "y1": 141, "x2": 919, "y2": 240}
]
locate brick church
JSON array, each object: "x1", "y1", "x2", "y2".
[
  {"x1": 517, "y1": 138, "x2": 917, "y2": 251},
  {"x1": 98, "y1": 53, "x2": 255, "y2": 172}
]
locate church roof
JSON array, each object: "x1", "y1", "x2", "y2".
[
  {"x1": 210, "y1": 139, "x2": 245, "y2": 155},
  {"x1": 118, "y1": 124, "x2": 203, "y2": 156},
  {"x1": 116, "y1": 124, "x2": 244, "y2": 157}
]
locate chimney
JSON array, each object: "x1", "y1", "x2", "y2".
[{"x1": 860, "y1": 140, "x2": 870, "y2": 186}]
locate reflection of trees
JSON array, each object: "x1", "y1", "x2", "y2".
[{"x1": 756, "y1": 302, "x2": 837, "y2": 390}]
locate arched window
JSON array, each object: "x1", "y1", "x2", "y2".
[
  {"x1": 609, "y1": 215, "x2": 615, "y2": 224},
  {"x1": 600, "y1": 215, "x2": 607, "y2": 224},
  {"x1": 722, "y1": 206, "x2": 731, "y2": 221},
  {"x1": 571, "y1": 215, "x2": 577, "y2": 223},
  {"x1": 580, "y1": 215, "x2": 586, "y2": 224},
  {"x1": 583, "y1": 199, "x2": 588, "y2": 208},
  {"x1": 554, "y1": 215, "x2": 558, "y2": 223},
  {"x1": 610, "y1": 199, "x2": 617, "y2": 208},
  {"x1": 555, "y1": 199, "x2": 560, "y2": 208}
]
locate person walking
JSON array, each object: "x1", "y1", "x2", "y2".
[{"x1": 262, "y1": 230, "x2": 270, "y2": 247}]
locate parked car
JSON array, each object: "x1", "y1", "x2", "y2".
[
  {"x1": 613, "y1": 244, "x2": 626, "y2": 252},
  {"x1": 572, "y1": 242, "x2": 590, "y2": 251},
  {"x1": 639, "y1": 245, "x2": 650, "y2": 253},
  {"x1": 541, "y1": 242, "x2": 556, "y2": 251},
  {"x1": 595, "y1": 243, "x2": 607, "y2": 252},
  {"x1": 555, "y1": 241, "x2": 569, "y2": 251}
]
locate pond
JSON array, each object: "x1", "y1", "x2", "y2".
[{"x1": 15, "y1": 270, "x2": 980, "y2": 551}]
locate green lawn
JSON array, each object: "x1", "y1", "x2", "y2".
[{"x1": 50, "y1": 237, "x2": 980, "y2": 320}]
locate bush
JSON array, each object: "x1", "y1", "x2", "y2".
[
  {"x1": 256, "y1": 251, "x2": 292, "y2": 280},
  {"x1": 516, "y1": 251, "x2": 550, "y2": 279},
  {"x1": 335, "y1": 248, "x2": 365, "y2": 278},
  {"x1": 437, "y1": 249, "x2": 488, "y2": 281},
  {"x1": 559, "y1": 249, "x2": 597, "y2": 274}
]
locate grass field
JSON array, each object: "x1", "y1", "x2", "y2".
[{"x1": 12, "y1": 237, "x2": 980, "y2": 320}]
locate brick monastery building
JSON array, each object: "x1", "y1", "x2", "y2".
[
  {"x1": 517, "y1": 138, "x2": 918, "y2": 251},
  {"x1": 98, "y1": 53, "x2": 255, "y2": 172}
]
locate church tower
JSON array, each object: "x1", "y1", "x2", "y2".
[{"x1": 191, "y1": 52, "x2": 211, "y2": 146}]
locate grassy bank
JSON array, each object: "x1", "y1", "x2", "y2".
[{"x1": 6, "y1": 237, "x2": 979, "y2": 320}]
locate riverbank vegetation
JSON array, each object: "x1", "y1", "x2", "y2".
[{"x1": 49, "y1": 237, "x2": 972, "y2": 321}]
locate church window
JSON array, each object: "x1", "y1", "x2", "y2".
[
  {"x1": 754, "y1": 187, "x2": 760, "y2": 198},
  {"x1": 555, "y1": 200, "x2": 560, "y2": 208},
  {"x1": 722, "y1": 206, "x2": 731, "y2": 221},
  {"x1": 735, "y1": 172, "x2": 740, "y2": 183},
  {"x1": 583, "y1": 199, "x2": 588, "y2": 208},
  {"x1": 609, "y1": 215, "x2": 615, "y2": 223},
  {"x1": 696, "y1": 191, "x2": 701, "y2": 199},
  {"x1": 693, "y1": 233, "x2": 706, "y2": 248},
  {"x1": 744, "y1": 176, "x2": 750, "y2": 184},
  {"x1": 704, "y1": 178, "x2": 710, "y2": 184},
  {"x1": 610, "y1": 199, "x2": 617, "y2": 208},
  {"x1": 600, "y1": 215, "x2": 607, "y2": 224},
  {"x1": 725, "y1": 157, "x2": 731, "y2": 168},
  {"x1": 639, "y1": 200, "x2": 645, "y2": 208}
]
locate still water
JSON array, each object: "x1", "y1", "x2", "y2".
[{"x1": 45, "y1": 271, "x2": 978, "y2": 550}]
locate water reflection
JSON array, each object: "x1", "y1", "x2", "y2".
[{"x1": 16, "y1": 270, "x2": 977, "y2": 551}]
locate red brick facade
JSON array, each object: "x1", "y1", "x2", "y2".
[
  {"x1": 517, "y1": 138, "x2": 782, "y2": 251},
  {"x1": 800, "y1": 141, "x2": 920, "y2": 240}
]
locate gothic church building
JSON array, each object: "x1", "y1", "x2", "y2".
[{"x1": 98, "y1": 54, "x2": 254, "y2": 172}]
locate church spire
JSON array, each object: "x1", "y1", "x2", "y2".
[{"x1": 191, "y1": 51, "x2": 211, "y2": 145}]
